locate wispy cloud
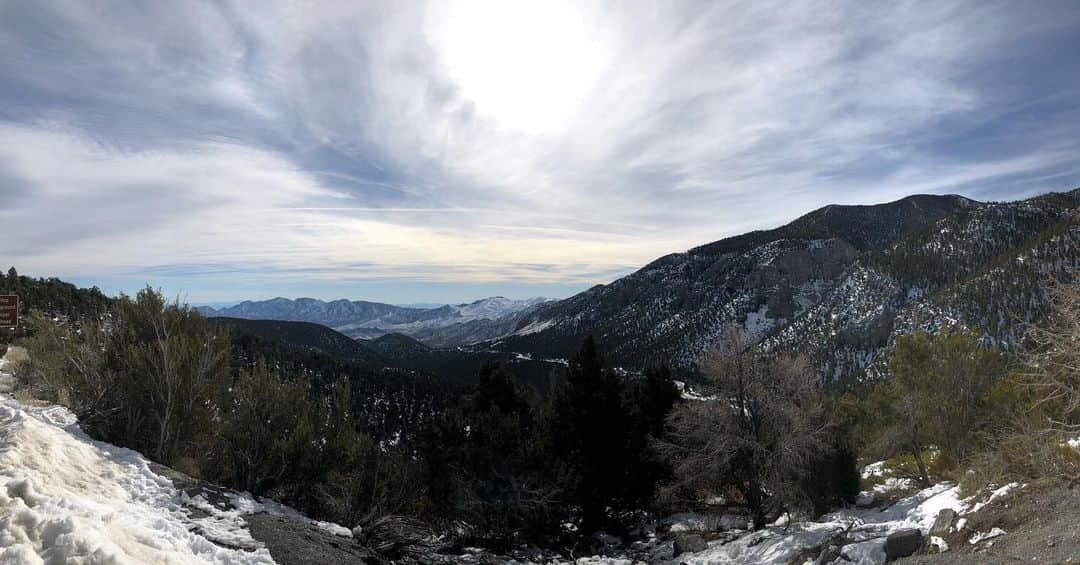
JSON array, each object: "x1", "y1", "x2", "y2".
[{"x1": 1, "y1": 0, "x2": 1078, "y2": 302}]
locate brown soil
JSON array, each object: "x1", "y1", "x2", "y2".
[{"x1": 898, "y1": 479, "x2": 1080, "y2": 564}]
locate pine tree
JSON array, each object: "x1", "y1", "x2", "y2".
[{"x1": 555, "y1": 335, "x2": 630, "y2": 532}]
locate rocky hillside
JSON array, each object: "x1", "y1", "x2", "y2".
[{"x1": 493, "y1": 189, "x2": 1080, "y2": 379}]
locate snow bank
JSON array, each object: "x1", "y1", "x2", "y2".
[
  {"x1": 0, "y1": 392, "x2": 275, "y2": 564},
  {"x1": 0, "y1": 354, "x2": 17, "y2": 393}
]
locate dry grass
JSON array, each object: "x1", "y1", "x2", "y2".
[
  {"x1": 863, "y1": 449, "x2": 957, "y2": 489},
  {"x1": 172, "y1": 455, "x2": 204, "y2": 479},
  {"x1": 11, "y1": 386, "x2": 48, "y2": 407},
  {"x1": 959, "y1": 429, "x2": 1080, "y2": 499},
  {"x1": 3, "y1": 345, "x2": 29, "y2": 364}
]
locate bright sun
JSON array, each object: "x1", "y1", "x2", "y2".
[{"x1": 425, "y1": 0, "x2": 610, "y2": 135}]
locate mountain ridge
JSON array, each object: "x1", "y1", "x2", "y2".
[{"x1": 491, "y1": 189, "x2": 1080, "y2": 379}]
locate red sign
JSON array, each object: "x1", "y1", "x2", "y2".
[{"x1": 0, "y1": 295, "x2": 18, "y2": 327}]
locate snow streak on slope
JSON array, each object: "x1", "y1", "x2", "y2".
[
  {"x1": 449, "y1": 297, "x2": 550, "y2": 321},
  {"x1": 0, "y1": 389, "x2": 276, "y2": 564}
]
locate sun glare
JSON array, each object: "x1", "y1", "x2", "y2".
[{"x1": 426, "y1": 0, "x2": 610, "y2": 135}]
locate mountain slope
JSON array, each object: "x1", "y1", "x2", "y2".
[
  {"x1": 209, "y1": 317, "x2": 385, "y2": 365},
  {"x1": 201, "y1": 296, "x2": 549, "y2": 346},
  {"x1": 767, "y1": 190, "x2": 1080, "y2": 380},
  {"x1": 493, "y1": 189, "x2": 1080, "y2": 378}
]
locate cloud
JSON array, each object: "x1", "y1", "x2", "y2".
[{"x1": 1, "y1": 0, "x2": 1079, "y2": 301}]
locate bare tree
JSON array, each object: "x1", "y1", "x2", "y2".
[
  {"x1": 1019, "y1": 273, "x2": 1080, "y2": 435},
  {"x1": 657, "y1": 326, "x2": 837, "y2": 527}
]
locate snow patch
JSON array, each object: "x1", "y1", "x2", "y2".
[
  {"x1": 513, "y1": 318, "x2": 556, "y2": 336},
  {"x1": 0, "y1": 390, "x2": 279, "y2": 564},
  {"x1": 967, "y1": 482, "x2": 1019, "y2": 514},
  {"x1": 674, "y1": 380, "x2": 718, "y2": 402},
  {"x1": 969, "y1": 527, "x2": 1006, "y2": 544}
]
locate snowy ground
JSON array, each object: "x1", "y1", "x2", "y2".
[
  {"x1": 663, "y1": 483, "x2": 964, "y2": 565},
  {"x1": 569, "y1": 475, "x2": 1022, "y2": 564},
  {"x1": 0, "y1": 354, "x2": 349, "y2": 565}
]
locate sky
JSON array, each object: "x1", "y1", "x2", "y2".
[{"x1": 1, "y1": 1, "x2": 1079, "y2": 305}]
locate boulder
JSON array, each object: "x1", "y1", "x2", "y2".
[
  {"x1": 673, "y1": 533, "x2": 707, "y2": 557},
  {"x1": 885, "y1": 528, "x2": 924, "y2": 559},
  {"x1": 815, "y1": 543, "x2": 842, "y2": 565},
  {"x1": 840, "y1": 539, "x2": 886, "y2": 564},
  {"x1": 647, "y1": 539, "x2": 675, "y2": 562},
  {"x1": 929, "y1": 508, "x2": 957, "y2": 537}
]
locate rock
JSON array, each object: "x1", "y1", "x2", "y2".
[
  {"x1": 509, "y1": 544, "x2": 547, "y2": 562},
  {"x1": 248, "y1": 513, "x2": 377, "y2": 565},
  {"x1": 647, "y1": 539, "x2": 674, "y2": 562},
  {"x1": 928, "y1": 535, "x2": 949, "y2": 553},
  {"x1": 815, "y1": 543, "x2": 842, "y2": 564},
  {"x1": 592, "y1": 531, "x2": 622, "y2": 549},
  {"x1": 628, "y1": 522, "x2": 656, "y2": 538},
  {"x1": 840, "y1": 538, "x2": 886, "y2": 564},
  {"x1": 673, "y1": 533, "x2": 707, "y2": 557},
  {"x1": 929, "y1": 508, "x2": 957, "y2": 537},
  {"x1": 717, "y1": 513, "x2": 752, "y2": 531},
  {"x1": 885, "y1": 528, "x2": 924, "y2": 559}
]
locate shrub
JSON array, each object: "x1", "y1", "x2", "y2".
[
  {"x1": 15, "y1": 311, "x2": 115, "y2": 431},
  {"x1": 104, "y1": 288, "x2": 231, "y2": 463},
  {"x1": 866, "y1": 329, "x2": 1010, "y2": 486}
]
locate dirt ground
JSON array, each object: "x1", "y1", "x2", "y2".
[{"x1": 898, "y1": 479, "x2": 1080, "y2": 564}]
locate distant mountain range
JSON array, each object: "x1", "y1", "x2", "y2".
[
  {"x1": 491, "y1": 189, "x2": 1080, "y2": 380},
  {"x1": 198, "y1": 296, "x2": 549, "y2": 346}
]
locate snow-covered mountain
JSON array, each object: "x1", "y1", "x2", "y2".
[
  {"x1": 200, "y1": 296, "x2": 550, "y2": 346},
  {"x1": 492, "y1": 189, "x2": 1080, "y2": 379}
]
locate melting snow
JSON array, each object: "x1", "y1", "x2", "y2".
[
  {"x1": 677, "y1": 482, "x2": 964, "y2": 565},
  {"x1": 967, "y1": 482, "x2": 1020, "y2": 514},
  {"x1": 969, "y1": 527, "x2": 1006, "y2": 544},
  {"x1": 0, "y1": 391, "x2": 279, "y2": 564}
]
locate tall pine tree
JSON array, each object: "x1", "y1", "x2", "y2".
[{"x1": 555, "y1": 335, "x2": 630, "y2": 532}]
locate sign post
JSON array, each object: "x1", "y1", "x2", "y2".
[{"x1": 0, "y1": 295, "x2": 18, "y2": 328}]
